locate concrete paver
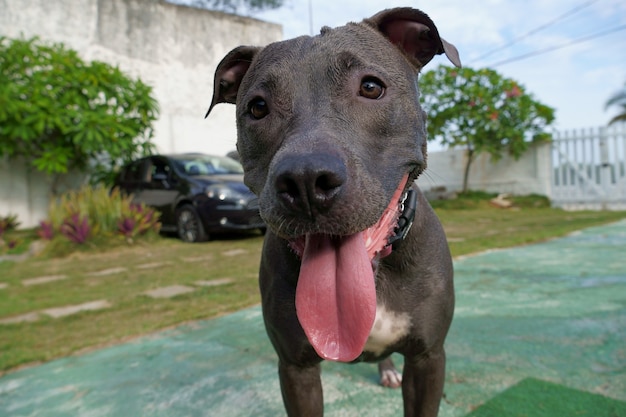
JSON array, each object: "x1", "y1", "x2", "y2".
[
  {"x1": 22, "y1": 274, "x2": 68, "y2": 286},
  {"x1": 1, "y1": 220, "x2": 625, "y2": 416},
  {"x1": 1, "y1": 301, "x2": 113, "y2": 324},
  {"x1": 42, "y1": 300, "x2": 112, "y2": 319},
  {"x1": 87, "y1": 267, "x2": 127, "y2": 277},
  {"x1": 221, "y1": 249, "x2": 248, "y2": 257},
  {"x1": 194, "y1": 278, "x2": 234, "y2": 287},
  {"x1": 181, "y1": 256, "x2": 211, "y2": 263},
  {"x1": 0, "y1": 312, "x2": 40, "y2": 325},
  {"x1": 143, "y1": 285, "x2": 196, "y2": 299},
  {"x1": 135, "y1": 262, "x2": 172, "y2": 270}
]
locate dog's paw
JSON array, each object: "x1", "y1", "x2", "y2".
[
  {"x1": 378, "y1": 359, "x2": 402, "y2": 388},
  {"x1": 380, "y1": 368, "x2": 402, "y2": 388}
]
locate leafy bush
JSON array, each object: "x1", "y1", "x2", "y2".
[
  {"x1": 117, "y1": 203, "x2": 160, "y2": 242},
  {"x1": 39, "y1": 185, "x2": 161, "y2": 255},
  {"x1": 0, "y1": 36, "x2": 159, "y2": 190},
  {"x1": 37, "y1": 220, "x2": 54, "y2": 240},
  {"x1": 60, "y1": 213, "x2": 91, "y2": 244},
  {"x1": 430, "y1": 191, "x2": 498, "y2": 210},
  {"x1": 0, "y1": 214, "x2": 19, "y2": 235},
  {"x1": 0, "y1": 213, "x2": 20, "y2": 254},
  {"x1": 510, "y1": 194, "x2": 551, "y2": 208}
]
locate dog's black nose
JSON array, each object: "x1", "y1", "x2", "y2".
[{"x1": 274, "y1": 153, "x2": 346, "y2": 217}]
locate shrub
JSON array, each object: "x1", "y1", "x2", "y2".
[
  {"x1": 0, "y1": 36, "x2": 158, "y2": 191},
  {"x1": 38, "y1": 185, "x2": 161, "y2": 255},
  {"x1": 37, "y1": 220, "x2": 54, "y2": 240},
  {"x1": 60, "y1": 213, "x2": 91, "y2": 244},
  {"x1": 510, "y1": 194, "x2": 551, "y2": 208},
  {"x1": 0, "y1": 214, "x2": 20, "y2": 254},
  {"x1": 0, "y1": 214, "x2": 19, "y2": 236},
  {"x1": 117, "y1": 202, "x2": 161, "y2": 242}
]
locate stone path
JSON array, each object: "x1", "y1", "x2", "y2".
[{"x1": 0, "y1": 250, "x2": 240, "y2": 325}]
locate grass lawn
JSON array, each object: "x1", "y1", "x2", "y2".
[{"x1": 1, "y1": 195, "x2": 625, "y2": 374}]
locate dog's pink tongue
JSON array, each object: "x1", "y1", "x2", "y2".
[{"x1": 295, "y1": 232, "x2": 376, "y2": 362}]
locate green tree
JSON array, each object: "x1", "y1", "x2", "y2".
[
  {"x1": 605, "y1": 83, "x2": 626, "y2": 125},
  {"x1": 0, "y1": 36, "x2": 159, "y2": 192},
  {"x1": 420, "y1": 65, "x2": 555, "y2": 193}
]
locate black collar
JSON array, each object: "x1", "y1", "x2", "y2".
[{"x1": 388, "y1": 189, "x2": 417, "y2": 250}]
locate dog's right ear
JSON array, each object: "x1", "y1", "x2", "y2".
[
  {"x1": 206, "y1": 46, "x2": 261, "y2": 118},
  {"x1": 366, "y1": 8, "x2": 461, "y2": 69}
]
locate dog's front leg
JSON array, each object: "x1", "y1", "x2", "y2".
[
  {"x1": 279, "y1": 361, "x2": 323, "y2": 417},
  {"x1": 401, "y1": 348, "x2": 446, "y2": 417}
]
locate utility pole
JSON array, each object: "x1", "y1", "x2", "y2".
[{"x1": 308, "y1": 0, "x2": 313, "y2": 35}]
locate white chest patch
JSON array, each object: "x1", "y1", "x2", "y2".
[{"x1": 363, "y1": 304, "x2": 411, "y2": 356}]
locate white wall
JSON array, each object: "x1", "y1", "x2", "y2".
[
  {"x1": 0, "y1": 0, "x2": 282, "y2": 228},
  {"x1": 418, "y1": 142, "x2": 552, "y2": 196},
  {"x1": 0, "y1": 157, "x2": 85, "y2": 229}
]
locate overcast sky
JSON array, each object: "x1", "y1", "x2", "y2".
[{"x1": 253, "y1": 0, "x2": 626, "y2": 132}]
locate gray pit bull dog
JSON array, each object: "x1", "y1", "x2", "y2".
[{"x1": 207, "y1": 7, "x2": 461, "y2": 417}]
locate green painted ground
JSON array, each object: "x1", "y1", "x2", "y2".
[
  {"x1": 1, "y1": 220, "x2": 625, "y2": 416},
  {"x1": 466, "y1": 378, "x2": 626, "y2": 417}
]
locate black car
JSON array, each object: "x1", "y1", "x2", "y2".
[{"x1": 113, "y1": 153, "x2": 264, "y2": 242}]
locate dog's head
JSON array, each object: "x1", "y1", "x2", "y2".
[{"x1": 207, "y1": 7, "x2": 460, "y2": 240}]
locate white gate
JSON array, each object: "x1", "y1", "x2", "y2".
[{"x1": 551, "y1": 123, "x2": 626, "y2": 210}]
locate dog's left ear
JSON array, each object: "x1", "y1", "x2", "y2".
[
  {"x1": 206, "y1": 45, "x2": 261, "y2": 117},
  {"x1": 366, "y1": 8, "x2": 461, "y2": 69}
]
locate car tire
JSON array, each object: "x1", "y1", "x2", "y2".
[{"x1": 175, "y1": 204, "x2": 208, "y2": 243}]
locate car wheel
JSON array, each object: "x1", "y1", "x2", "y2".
[{"x1": 175, "y1": 204, "x2": 208, "y2": 243}]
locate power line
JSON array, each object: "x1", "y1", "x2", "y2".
[
  {"x1": 486, "y1": 23, "x2": 626, "y2": 67},
  {"x1": 469, "y1": 0, "x2": 601, "y2": 64}
]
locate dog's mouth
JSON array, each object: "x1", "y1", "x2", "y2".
[{"x1": 288, "y1": 174, "x2": 410, "y2": 362}]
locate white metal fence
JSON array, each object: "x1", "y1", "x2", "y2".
[{"x1": 551, "y1": 123, "x2": 626, "y2": 210}]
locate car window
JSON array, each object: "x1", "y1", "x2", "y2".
[
  {"x1": 184, "y1": 160, "x2": 213, "y2": 176},
  {"x1": 150, "y1": 159, "x2": 171, "y2": 180},
  {"x1": 123, "y1": 160, "x2": 148, "y2": 182},
  {"x1": 208, "y1": 156, "x2": 244, "y2": 174},
  {"x1": 175, "y1": 155, "x2": 244, "y2": 176}
]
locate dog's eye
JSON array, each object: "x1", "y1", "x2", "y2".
[
  {"x1": 249, "y1": 98, "x2": 269, "y2": 119},
  {"x1": 360, "y1": 77, "x2": 385, "y2": 99}
]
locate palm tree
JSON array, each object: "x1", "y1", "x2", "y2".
[{"x1": 605, "y1": 84, "x2": 626, "y2": 125}]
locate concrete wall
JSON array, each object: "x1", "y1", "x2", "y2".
[
  {"x1": 0, "y1": 0, "x2": 281, "y2": 228},
  {"x1": 0, "y1": 157, "x2": 85, "y2": 229},
  {"x1": 417, "y1": 142, "x2": 552, "y2": 197}
]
